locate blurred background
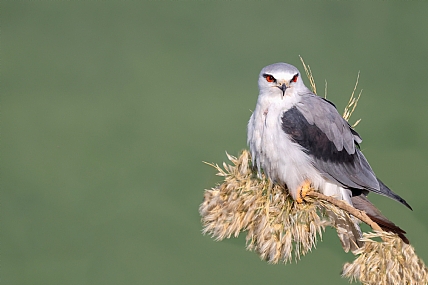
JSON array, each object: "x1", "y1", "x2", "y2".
[{"x1": 3, "y1": 2, "x2": 428, "y2": 284}]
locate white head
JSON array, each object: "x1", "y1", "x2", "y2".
[{"x1": 258, "y1": 63, "x2": 309, "y2": 99}]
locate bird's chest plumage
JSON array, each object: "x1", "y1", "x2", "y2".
[{"x1": 247, "y1": 95, "x2": 323, "y2": 199}]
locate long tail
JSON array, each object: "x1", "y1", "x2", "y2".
[{"x1": 351, "y1": 194, "x2": 409, "y2": 244}]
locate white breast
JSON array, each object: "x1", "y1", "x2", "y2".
[{"x1": 247, "y1": 94, "x2": 325, "y2": 201}]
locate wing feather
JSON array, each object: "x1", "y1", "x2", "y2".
[
  {"x1": 283, "y1": 97, "x2": 379, "y2": 191},
  {"x1": 282, "y1": 94, "x2": 411, "y2": 209}
]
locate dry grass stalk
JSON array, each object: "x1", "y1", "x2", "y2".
[
  {"x1": 307, "y1": 191, "x2": 382, "y2": 233},
  {"x1": 343, "y1": 71, "x2": 363, "y2": 127},
  {"x1": 299, "y1": 55, "x2": 318, "y2": 95}
]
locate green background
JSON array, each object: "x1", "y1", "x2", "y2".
[{"x1": 3, "y1": 2, "x2": 428, "y2": 284}]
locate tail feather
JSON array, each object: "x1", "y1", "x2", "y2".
[
  {"x1": 351, "y1": 194, "x2": 409, "y2": 244},
  {"x1": 365, "y1": 213, "x2": 409, "y2": 244}
]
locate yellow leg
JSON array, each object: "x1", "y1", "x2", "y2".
[{"x1": 296, "y1": 180, "x2": 312, "y2": 203}]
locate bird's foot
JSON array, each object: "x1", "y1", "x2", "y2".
[{"x1": 296, "y1": 180, "x2": 312, "y2": 203}]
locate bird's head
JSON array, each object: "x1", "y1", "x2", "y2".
[{"x1": 258, "y1": 63, "x2": 306, "y2": 99}]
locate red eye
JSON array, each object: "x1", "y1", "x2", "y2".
[
  {"x1": 264, "y1": 74, "x2": 275, "y2": 83},
  {"x1": 291, "y1": 73, "x2": 299, "y2": 83}
]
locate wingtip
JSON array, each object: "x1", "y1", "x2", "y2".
[
  {"x1": 399, "y1": 197, "x2": 413, "y2": 211},
  {"x1": 377, "y1": 178, "x2": 412, "y2": 210}
]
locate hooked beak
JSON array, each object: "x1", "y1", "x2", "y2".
[{"x1": 278, "y1": 83, "x2": 287, "y2": 97}]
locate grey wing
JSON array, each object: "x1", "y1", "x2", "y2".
[
  {"x1": 286, "y1": 95, "x2": 379, "y2": 191},
  {"x1": 283, "y1": 94, "x2": 412, "y2": 209}
]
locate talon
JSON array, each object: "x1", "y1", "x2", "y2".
[{"x1": 296, "y1": 180, "x2": 312, "y2": 203}]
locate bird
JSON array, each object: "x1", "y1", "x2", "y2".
[{"x1": 247, "y1": 62, "x2": 412, "y2": 252}]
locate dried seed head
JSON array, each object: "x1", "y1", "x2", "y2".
[
  {"x1": 200, "y1": 150, "x2": 329, "y2": 263},
  {"x1": 342, "y1": 231, "x2": 428, "y2": 284}
]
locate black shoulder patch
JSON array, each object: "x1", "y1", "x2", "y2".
[{"x1": 281, "y1": 107, "x2": 356, "y2": 165}]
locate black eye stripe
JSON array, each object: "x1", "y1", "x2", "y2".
[
  {"x1": 291, "y1": 73, "x2": 299, "y2": 83},
  {"x1": 263, "y1": 73, "x2": 276, "y2": 82}
]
